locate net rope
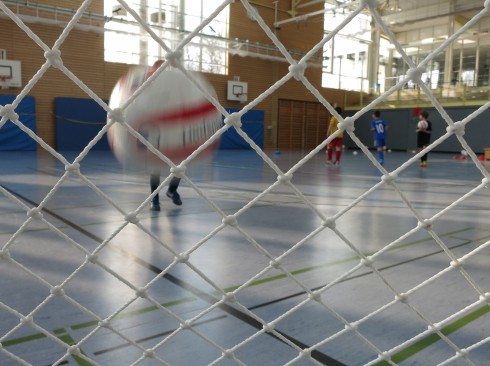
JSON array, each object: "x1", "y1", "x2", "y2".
[{"x1": 0, "y1": 0, "x2": 489, "y2": 365}]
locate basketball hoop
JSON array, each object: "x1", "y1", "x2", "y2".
[
  {"x1": 0, "y1": 76, "x2": 11, "y2": 90},
  {"x1": 235, "y1": 93, "x2": 247, "y2": 103}
]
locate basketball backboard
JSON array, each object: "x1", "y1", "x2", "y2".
[
  {"x1": 227, "y1": 80, "x2": 248, "y2": 102},
  {"x1": 0, "y1": 60, "x2": 22, "y2": 88}
]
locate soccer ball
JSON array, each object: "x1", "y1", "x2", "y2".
[
  {"x1": 107, "y1": 63, "x2": 222, "y2": 170},
  {"x1": 417, "y1": 120, "x2": 428, "y2": 129}
]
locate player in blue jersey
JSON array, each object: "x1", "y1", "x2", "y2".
[{"x1": 371, "y1": 110, "x2": 388, "y2": 165}]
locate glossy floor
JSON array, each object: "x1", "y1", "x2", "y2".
[{"x1": 0, "y1": 149, "x2": 489, "y2": 366}]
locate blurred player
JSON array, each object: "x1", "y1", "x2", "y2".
[
  {"x1": 416, "y1": 110, "x2": 432, "y2": 167},
  {"x1": 371, "y1": 110, "x2": 388, "y2": 165},
  {"x1": 145, "y1": 60, "x2": 182, "y2": 211},
  {"x1": 326, "y1": 106, "x2": 343, "y2": 166}
]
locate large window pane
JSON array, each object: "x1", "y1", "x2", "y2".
[
  {"x1": 322, "y1": 6, "x2": 371, "y2": 92},
  {"x1": 104, "y1": 0, "x2": 228, "y2": 74}
]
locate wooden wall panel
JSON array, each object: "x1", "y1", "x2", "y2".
[
  {"x1": 305, "y1": 102, "x2": 329, "y2": 149},
  {"x1": 0, "y1": 0, "x2": 351, "y2": 151},
  {"x1": 278, "y1": 99, "x2": 330, "y2": 151}
]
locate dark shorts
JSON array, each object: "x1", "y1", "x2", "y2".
[{"x1": 417, "y1": 132, "x2": 430, "y2": 148}]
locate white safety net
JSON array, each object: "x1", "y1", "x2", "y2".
[{"x1": 0, "y1": 0, "x2": 489, "y2": 365}]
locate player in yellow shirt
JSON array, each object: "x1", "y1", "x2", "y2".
[{"x1": 326, "y1": 106, "x2": 343, "y2": 165}]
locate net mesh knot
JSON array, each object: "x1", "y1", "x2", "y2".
[
  {"x1": 50, "y1": 285, "x2": 65, "y2": 296},
  {"x1": 269, "y1": 259, "x2": 281, "y2": 268},
  {"x1": 485, "y1": 0, "x2": 490, "y2": 11},
  {"x1": 381, "y1": 173, "x2": 398, "y2": 184},
  {"x1": 176, "y1": 253, "x2": 189, "y2": 263},
  {"x1": 450, "y1": 259, "x2": 462, "y2": 268},
  {"x1": 322, "y1": 217, "x2": 336, "y2": 229},
  {"x1": 222, "y1": 350, "x2": 235, "y2": 359},
  {"x1": 44, "y1": 49, "x2": 63, "y2": 69},
  {"x1": 0, "y1": 104, "x2": 19, "y2": 121},
  {"x1": 288, "y1": 62, "x2": 306, "y2": 81},
  {"x1": 300, "y1": 348, "x2": 312, "y2": 358},
  {"x1": 428, "y1": 324, "x2": 439, "y2": 332},
  {"x1": 338, "y1": 117, "x2": 355, "y2": 132},
  {"x1": 457, "y1": 349, "x2": 469, "y2": 358},
  {"x1": 108, "y1": 108, "x2": 125, "y2": 124},
  {"x1": 65, "y1": 163, "x2": 80, "y2": 175},
  {"x1": 181, "y1": 320, "x2": 192, "y2": 330},
  {"x1": 170, "y1": 165, "x2": 186, "y2": 178},
  {"x1": 361, "y1": 256, "x2": 374, "y2": 267},
  {"x1": 418, "y1": 219, "x2": 433, "y2": 230},
  {"x1": 223, "y1": 293, "x2": 236, "y2": 302},
  {"x1": 87, "y1": 254, "x2": 98, "y2": 264},
  {"x1": 395, "y1": 293, "x2": 408, "y2": 303},
  {"x1": 98, "y1": 320, "x2": 111, "y2": 328},
  {"x1": 143, "y1": 349, "x2": 156, "y2": 358},
  {"x1": 27, "y1": 208, "x2": 43, "y2": 220},
  {"x1": 135, "y1": 288, "x2": 148, "y2": 299},
  {"x1": 20, "y1": 315, "x2": 33, "y2": 325},
  {"x1": 125, "y1": 212, "x2": 139, "y2": 225},
  {"x1": 482, "y1": 177, "x2": 490, "y2": 187},
  {"x1": 308, "y1": 291, "x2": 322, "y2": 302},
  {"x1": 224, "y1": 113, "x2": 242, "y2": 128},
  {"x1": 68, "y1": 345, "x2": 81, "y2": 355},
  {"x1": 379, "y1": 352, "x2": 391, "y2": 361},
  {"x1": 345, "y1": 322, "x2": 358, "y2": 331},
  {"x1": 263, "y1": 323, "x2": 275, "y2": 333},
  {"x1": 222, "y1": 215, "x2": 238, "y2": 226},
  {"x1": 446, "y1": 121, "x2": 465, "y2": 136},
  {"x1": 165, "y1": 51, "x2": 183, "y2": 67},
  {"x1": 277, "y1": 173, "x2": 293, "y2": 184},
  {"x1": 479, "y1": 293, "x2": 490, "y2": 302},
  {"x1": 407, "y1": 67, "x2": 426, "y2": 83}
]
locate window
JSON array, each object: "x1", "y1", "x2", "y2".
[
  {"x1": 104, "y1": 0, "x2": 229, "y2": 74},
  {"x1": 322, "y1": 5, "x2": 371, "y2": 92}
]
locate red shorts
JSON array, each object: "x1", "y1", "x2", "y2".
[{"x1": 328, "y1": 137, "x2": 343, "y2": 148}]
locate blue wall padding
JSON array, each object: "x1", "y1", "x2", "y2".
[
  {"x1": 345, "y1": 106, "x2": 490, "y2": 153},
  {"x1": 55, "y1": 97, "x2": 109, "y2": 151},
  {"x1": 220, "y1": 108, "x2": 264, "y2": 149},
  {"x1": 0, "y1": 95, "x2": 36, "y2": 150}
]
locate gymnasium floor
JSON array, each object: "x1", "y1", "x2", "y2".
[{"x1": 0, "y1": 149, "x2": 489, "y2": 366}]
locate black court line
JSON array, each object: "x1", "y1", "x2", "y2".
[
  {"x1": 248, "y1": 239, "x2": 477, "y2": 311},
  {"x1": 1, "y1": 184, "x2": 346, "y2": 366}
]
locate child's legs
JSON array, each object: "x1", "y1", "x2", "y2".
[
  {"x1": 327, "y1": 144, "x2": 333, "y2": 160},
  {"x1": 150, "y1": 171, "x2": 160, "y2": 201},
  {"x1": 335, "y1": 138, "x2": 343, "y2": 161}
]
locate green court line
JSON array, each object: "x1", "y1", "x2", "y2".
[
  {"x1": 373, "y1": 305, "x2": 490, "y2": 365},
  {"x1": 222, "y1": 227, "x2": 472, "y2": 293},
  {"x1": 71, "y1": 296, "x2": 195, "y2": 331},
  {"x1": 0, "y1": 226, "x2": 476, "y2": 363},
  {"x1": 1, "y1": 297, "x2": 195, "y2": 347},
  {"x1": 1, "y1": 332, "x2": 47, "y2": 347}
]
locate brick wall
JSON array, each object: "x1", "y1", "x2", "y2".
[{"x1": 0, "y1": 0, "x2": 356, "y2": 150}]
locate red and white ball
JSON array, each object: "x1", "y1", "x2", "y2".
[
  {"x1": 107, "y1": 63, "x2": 222, "y2": 169},
  {"x1": 417, "y1": 120, "x2": 428, "y2": 129}
]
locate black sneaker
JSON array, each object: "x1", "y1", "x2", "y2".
[
  {"x1": 166, "y1": 191, "x2": 182, "y2": 206},
  {"x1": 150, "y1": 200, "x2": 160, "y2": 211}
]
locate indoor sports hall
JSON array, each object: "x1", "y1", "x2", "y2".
[{"x1": 0, "y1": 1, "x2": 489, "y2": 365}]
